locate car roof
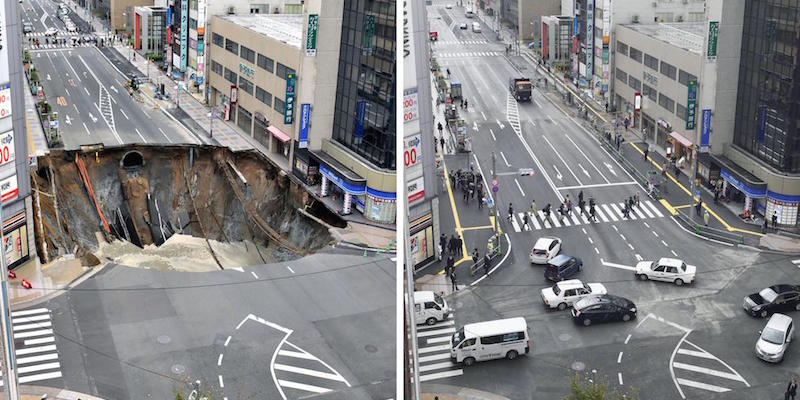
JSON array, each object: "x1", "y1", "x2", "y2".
[
  {"x1": 771, "y1": 284, "x2": 800, "y2": 294},
  {"x1": 556, "y1": 279, "x2": 584, "y2": 289},
  {"x1": 462, "y1": 317, "x2": 527, "y2": 339},
  {"x1": 766, "y1": 313, "x2": 793, "y2": 330},
  {"x1": 549, "y1": 254, "x2": 574, "y2": 266},
  {"x1": 658, "y1": 257, "x2": 683, "y2": 267},
  {"x1": 575, "y1": 294, "x2": 631, "y2": 309},
  {"x1": 534, "y1": 236, "x2": 557, "y2": 248},
  {"x1": 413, "y1": 291, "x2": 434, "y2": 303}
]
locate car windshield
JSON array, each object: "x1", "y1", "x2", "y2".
[
  {"x1": 760, "y1": 288, "x2": 778, "y2": 303},
  {"x1": 552, "y1": 284, "x2": 561, "y2": 295},
  {"x1": 452, "y1": 328, "x2": 464, "y2": 348},
  {"x1": 434, "y1": 293, "x2": 445, "y2": 307},
  {"x1": 533, "y1": 248, "x2": 546, "y2": 255},
  {"x1": 761, "y1": 327, "x2": 785, "y2": 345}
]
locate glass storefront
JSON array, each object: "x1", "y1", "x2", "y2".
[
  {"x1": 409, "y1": 212, "x2": 434, "y2": 267},
  {"x1": 3, "y1": 212, "x2": 29, "y2": 270},
  {"x1": 365, "y1": 187, "x2": 397, "y2": 224}
]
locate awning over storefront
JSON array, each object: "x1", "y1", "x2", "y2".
[
  {"x1": 711, "y1": 154, "x2": 767, "y2": 199},
  {"x1": 310, "y1": 150, "x2": 366, "y2": 195},
  {"x1": 267, "y1": 126, "x2": 291, "y2": 143},
  {"x1": 669, "y1": 131, "x2": 693, "y2": 147},
  {"x1": 367, "y1": 187, "x2": 396, "y2": 200}
]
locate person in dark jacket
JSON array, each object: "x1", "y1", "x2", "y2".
[
  {"x1": 787, "y1": 377, "x2": 797, "y2": 400},
  {"x1": 483, "y1": 253, "x2": 491, "y2": 275},
  {"x1": 446, "y1": 255, "x2": 454, "y2": 276}
]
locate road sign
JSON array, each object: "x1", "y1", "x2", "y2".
[
  {"x1": 492, "y1": 178, "x2": 498, "y2": 187},
  {"x1": 492, "y1": 185, "x2": 498, "y2": 193},
  {"x1": 487, "y1": 198, "x2": 494, "y2": 208}
]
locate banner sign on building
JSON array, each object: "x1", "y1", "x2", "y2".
[
  {"x1": 355, "y1": 100, "x2": 366, "y2": 144},
  {"x1": 284, "y1": 73, "x2": 296, "y2": 124},
  {"x1": 197, "y1": 0, "x2": 206, "y2": 36},
  {"x1": 298, "y1": 103, "x2": 310, "y2": 148},
  {"x1": 686, "y1": 79, "x2": 697, "y2": 130},
  {"x1": 0, "y1": 83, "x2": 11, "y2": 119},
  {"x1": 403, "y1": 134, "x2": 421, "y2": 168},
  {"x1": 0, "y1": 174, "x2": 17, "y2": 203},
  {"x1": 403, "y1": 87, "x2": 419, "y2": 123},
  {"x1": 407, "y1": 176, "x2": 425, "y2": 206},
  {"x1": 586, "y1": 0, "x2": 594, "y2": 81},
  {"x1": 707, "y1": 21, "x2": 719, "y2": 60},
  {"x1": 700, "y1": 109, "x2": 711, "y2": 152},
  {"x1": 180, "y1": 0, "x2": 188, "y2": 71},
  {"x1": 363, "y1": 15, "x2": 375, "y2": 53},
  {"x1": 306, "y1": 14, "x2": 318, "y2": 56},
  {"x1": 0, "y1": 131, "x2": 15, "y2": 168}
]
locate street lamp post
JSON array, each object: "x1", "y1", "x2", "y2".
[{"x1": 207, "y1": 109, "x2": 215, "y2": 138}]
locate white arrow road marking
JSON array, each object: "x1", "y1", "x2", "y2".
[
  {"x1": 88, "y1": 113, "x2": 97, "y2": 123},
  {"x1": 515, "y1": 178, "x2": 525, "y2": 197},
  {"x1": 500, "y1": 151, "x2": 510, "y2": 167},
  {"x1": 553, "y1": 165, "x2": 563, "y2": 181},
  {"x1": 46, "y1": 74, "x2": 50, "y2": 81},
  {"x1": 604, "y1": 162, "x2": 617, "y2": 176},
  {"x1": 496, "y1": 119, "x2": 505, "y2": 130},
  {"x1": 600, "y1": 259, "x2": 635, "y2": 271},
  {"x1": 489, "y1": 128, "x2": 496, "y2": 141},
  {"x1": 579, "y1": 163, "x2": 590, "y2": 177},
  {"x1": 110, "y1": 85, "x2": 117, "y2": 93},
  {"x1": 64, "y1": 115, "x2": 71, "y2": 125}
]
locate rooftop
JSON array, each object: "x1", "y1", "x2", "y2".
[
  {"x1": 219, "y1": 14, "x2": 303, "y2": 48},
  {"x1": 622, "y1": 23, "x2": 704, "y2": 55}
]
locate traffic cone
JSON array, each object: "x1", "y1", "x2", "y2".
[
  {"x1": 21, "y1": 279, "x2": 31, "y2": 289},
  {"x1": 7, "y1": 271, "x2": 15, "y2": 280}
]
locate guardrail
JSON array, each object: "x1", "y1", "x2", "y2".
[
  {"x1": 469, "y1": 247, "x2": 502, "y2": 276},
  {"x1": 674, "y1": 208, "x2": 745, "y2": 245}
]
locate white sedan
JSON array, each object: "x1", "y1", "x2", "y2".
[
  {"x1": 541, "y1": 279, "x2": 607, "y2": 310},
  {"x1": 530, "y1": 236, "x2": 561, "y2": 264},
  {"x1": 44, "y1": 27, "x2": 58, "y2": 36},
  {"x1": 445, "y1": 3, "x2": 453, "y2": 9},
  {"x1": 634, "y1": 257, "x2": 696, "y2": 286},
  {"x1": 459, "y1": 22, "x2": 467, "y2": 29}
]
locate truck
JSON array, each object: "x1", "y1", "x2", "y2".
[
  {"x1": 509, "y1": 78, "x2": 532, "y2": 102},
  {"x1": 450, "y1": 81, "x2": 462, "y2": 100}
]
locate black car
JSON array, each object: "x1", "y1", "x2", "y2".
[
  {"x1": 571, "y1": 295, "x2": 637, "y2": 326},
  {"x1": 544, "y1": 255, "x2": 582, "y2": 282},
  {"x1": 743, "y1": 284, "x2": 800, "y2": 318}
]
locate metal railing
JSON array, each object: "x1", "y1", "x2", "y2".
[{"x1": 674, "y1": 209, "x2": 745, "y2": 245}]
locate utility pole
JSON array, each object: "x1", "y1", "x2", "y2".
[
  {"x1": 404, "y1": 198, "x2": 421, "y2": 400},
  {"x1": 0, "y1": 202, "x2": 18, "y2": 400},
  {"x1": 491, "y1": 151, "x2": 499, "y2": 244}
]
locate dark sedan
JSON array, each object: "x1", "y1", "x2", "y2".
[
  {"x1": 571, "y1": 295, "x2": 637, "y2": 326},
  {"x1": 544, "y1": 255, "x2": 582, "y2": 282},
  {"x1": 743, "y1": 285, "x2": 800, "y2": 318}
]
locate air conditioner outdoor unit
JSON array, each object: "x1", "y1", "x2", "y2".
[{"x1": 227, "y1": 6, "x2": 235, "y2": 14}]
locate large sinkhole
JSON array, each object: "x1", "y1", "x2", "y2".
[{"x1": 31, "y1": 146, "x2": 340, "y2": 272}]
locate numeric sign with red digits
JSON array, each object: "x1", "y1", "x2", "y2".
[
  {"x1": 404, "y1": 134, "x2": 421, "y2": 168},
  {"x1": 0, "y1": 83, "x2": 10, "y2": 119},
  {"x1": 0, "y1": 130, "x2": 14, "y2": 167},
  {"x1": 403, "y1": 88, "x2": 419, "y2": 123}
]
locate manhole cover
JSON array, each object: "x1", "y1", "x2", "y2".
[
  {"x1": 558, "y1": 333, "x2": 571, "y2": 342},
  {"x1": 171, "y1": 364, "x2": 186, "y2": 375},
  {"x1": 571, "y1": 361, "x2": 585, "y2": 371},
  {"x1": 157, "y1": 335, "x2": 171, "y2": 344},
  {"x1": 365, "y1": 344, "x2": 378, "y2": 353}
]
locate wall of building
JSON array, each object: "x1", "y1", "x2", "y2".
[
  {"x1": 111, "y1": 0, "x2": 154, "y2": 33},
  {"x1": 518, "y1": 0, "x2": 559, "y2": 42},
  {"x1": 321, "y1": 140, "x2": 395, "y2": 193}
]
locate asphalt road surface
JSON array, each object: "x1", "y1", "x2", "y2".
[
  {"x1": 12, "y1": 250, "x2": 395, "y2": 400},
  {"x1": 421, "y1": 1, "x2": 800, "y2": 399}
]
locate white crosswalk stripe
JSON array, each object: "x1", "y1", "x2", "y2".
[
  {"x1": 672, "y1": 340, "x2": 749, "y2": 395},
  {"x1": 0, "y1": 308, "x2": 62, "y2": 387},
  {"x1": 273, "y1": 340, "x2": 351, "y2": 396},
  {"x1": 434, "y1": 40, "x2": 489, "y2": 45},
  {"x1": 507, "y1": 201, "x2": 667, "y2": 232},
  {"x1": 437, "y1": 51, "x2": 501, "y2": 58},
  {"x1": 415, "y1": 313, "x2": 462, "y2": 383}
]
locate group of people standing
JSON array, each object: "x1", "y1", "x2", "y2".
[{"x1": 511, "y1": 191, "x2": 601, "y2": 228}]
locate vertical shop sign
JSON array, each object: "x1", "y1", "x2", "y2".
[
  {"x1": 363, "y1": 15, "x2": 375, "y2": 53},
  {"x1": 586, "y1": 0, "x2": 594, "y2": 81},
  {"x1": 305, "y1": 14, "x2": 318, "y2": 56},
  {"x1": 284, "y1": 73, "x2": 296, "y2": 124},
  {"x1": 298, "y1": 103, "x2": 310, "y2": 148},
  {"x1": 700, "y1": 109, "x2": 711, "y2": 152},
  {"x1": 355, "y1": 100, "x2": 366, "y2": 144},
  {"x1": 180, "y1": 0, "x2": 188, "y2": 71},
  {"x1": 686, "y1": 79, "x2": 697, "y2": 130},
  {"x1": 707, "y1": 21, "x2": 718, "y2": 60}
]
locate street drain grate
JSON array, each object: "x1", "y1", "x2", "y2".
[
  {"x1": 571, "y1": 361, "x2": 585, "y2": 371},
  {"x1": 171, "y1": 364, "x2": 186, "y2": 375},
  {"x1": 157, "y1": 335, "x2": 171, "y2": 344},
  {"x1": 558, "y1": 333, "x2": 571, "y2": 342}
]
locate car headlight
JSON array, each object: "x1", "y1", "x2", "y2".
[
  {"x1": 630, "y1": 308, "x2": 636, "y2": 312},
  {"x1": 753, "y1": 306, "x2": 761, "y2": 311}
]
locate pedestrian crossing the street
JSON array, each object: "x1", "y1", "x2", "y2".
[
  {"x1": 28, "y1": 43, "x2": 95, "y2": 50},
  {"x1": 433, "y1": 40, "x2": 489, "y2": 45},
  {"x1": 414, "y1": 314, "x2": 462, "y2": 383},
  {"x1": 0, "y1": 307, "x2": 63, "y2": 387},
  {"x1": 671, "y1": 340, "x2": 749, "y2": 395},
  {"x1": 437, "y1": 51, "x2": 501, "y2": 58},
  {"x1": 272, "y1": 340, "x2": 351, "y2": 398},
  {"x1": 508, "y1": 200, "x2": 665, "y2": 232}
]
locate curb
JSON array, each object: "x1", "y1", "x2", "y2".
[{"x1": 10, "y1": 262, "x2": 107, "y2": 310}]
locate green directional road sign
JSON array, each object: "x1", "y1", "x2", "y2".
[
  {"x1": 306, "y1": 14, "x2": 318, "y2": 56},
  {"x1": 707, "y1": 21, "x2": 719, "y2": 59}
]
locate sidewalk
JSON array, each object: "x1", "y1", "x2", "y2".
[
  {"x1": 8, "y1": 255, "x2": 103, "y2": 309},
  {"x1": 24, "y1": 81, "x2": 49, "y2": 158},
  {"x1": 20, "y1": 384, "x2": 105, "y2": 400},
  {"x1": 422, "y1": 384, "x2": 510, "y2": 400}
]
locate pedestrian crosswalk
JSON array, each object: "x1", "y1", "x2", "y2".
[
  {"x1": 272, "y1": 340, "x2": 351, "y2": 397},
  {"x1": 0, "y1": 307, "x2": 63, "y2": 386},
  {"x1": 437, "y1": 51, "x2": 501, "y2": 58},
  {"x1": 28, "y1": 43, "x2": 95, "y2": 50},
  {"x1": 508, "y1": 200, "x2": 665, "y2": 232},
  {"x1": 672, "y1": 340, "x2": 749, "y2": 394},
  {"x1": 433, "y1": 40, "x2": 489, "y2": 45},
  {"x1": 414, "y1": 314, "x2": 462, "y2": 382}
]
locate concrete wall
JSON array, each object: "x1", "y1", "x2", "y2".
[
  {"x1": 519, "y1": 0, "x2": 560, "y2": 42},
  {"x1": 709, "y1": 0, "x2": 744, "y2": 157},
  {"x1": 111, "y1": 0, "x2": 154, "y2": 33}
]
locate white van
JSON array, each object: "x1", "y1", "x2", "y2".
[
  {"x1": 472, "y1": 22, "x2": 481, "y2": 32},
  {"x1": 414, "y1": 291, "x2": 451, "y2": 326},
  {"x1": 465, "y1": 8, "x2": 475, "y2": 18},
  {"x1": 450, "y1": 317, "x2": 530, "y2": 366}
]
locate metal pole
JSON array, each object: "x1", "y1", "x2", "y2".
[
  {"x1": 491, "y1": 151, "x2": 499, "y2": 245},
  {"x1": 0, "y1": 203, "x2": 18, "y2": 400},
  {"x1": 404, "y1": 198, "x2": 421, "y2": 400}
]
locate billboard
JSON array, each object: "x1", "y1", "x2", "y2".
[
  {"x1": 700, "y1": 109, "x2": 711, "y2": 152},
  {"x1": 0, "y1": 130, "x2": 15, "y2": 168},
  {"x1": 586, "y1": 0, "x2": 594, "y2": 81},
  {"x1": 707, "y1": 21, "x2": 718, "y2": 60},
  {"x1": 686, "y1": 79, "x2": 697, "y2": 130},
  {"x1": 403, "y1": 134, "x2": 421, "y2": 168},
  {"x1": 0, "y1": 174, "x2": 17, "y2": 203},
  {"x1": 180, "y1": 0, "x2": 188, "y2": 71}
]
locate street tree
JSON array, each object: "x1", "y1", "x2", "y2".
[{"x1": 564, "y1": 371, "x2": 639, "y2": 400}]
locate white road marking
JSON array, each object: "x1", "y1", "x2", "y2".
[
  {"x1": 509, "y1": 214, "x2": 520, "y2": 231},
  {"x1": 218, "y1": 354, "x2": 223, "y2": 366},
  {"x1": 13, "y1": 322, "x2": 52, "y2": 331},
  {"x1": 419, "y1": 369, "x2": 464, "y2": 382},
  {"x1": 514, "y1": 178, "x2": 525, "y2": 196},
  {"x1": 273, "y1": 364, "x2": 348, "y2": 382},
  {"x1": 224, "y1": 336, "x2": 231, "y2": 347},
  {"x1": 543, "y1": 135, "x2": 581, "y2": 185},
  {"x1": 17, "y1": 361, "x2": 60, "y2": 375},
  {"x1": 83, "y1": 87, "x2": 90, "y2": 96},
  {"x1": 134, "y1": 128, "x2": 147, "y2": 143},
  {"x1": 17, "y1": 371, "x2": 62, "y2": 384},
  {"x1": 587, "y1": 237, "x2": 593, "y2": 244},
  {"x1": 219, "y1": 375, "x2": 224, "y2": 388},
  {"x1": 671, "y1": 250, "x2": 679, "y2": 257},
  {"x1": 533, "y1": 99, "x2": 542, "y2": 107},
  {"x1": 286, "y1": 266, "x2": 295, "y2": 274},
  {"x1": 11, "y1": 308, "x2": 49, "y2": 317},
  {"x1": 619, "y1": 234, "x2": 626, "y2": 241},
  {"x1": 618, "y1": 203, "x2": 636, "y2": 219},
  {"x1": 419, "y1": 353, "x2": 452, "y2": 363},
  {"x1": 548, "y1": 212, "x2": 561, "y2": 228},
  {"x1": 537, "y1": 211, "x2": 552, "y2": 228},
  {"x1": 83, "y1": 122, "x2": 91, "y2": 136},
  {"x1": 672, "y1": 362, "x2": 743, "y2": 381},
  {"x1": 278, "y1": 350, "x2": 317, "y2": 360},
  {"x1": 594, "y1": 247, "x2": 599, "y2": 254},
  {"x1": 24, "y1": 337, "x2": 55, "y2": 346},
  {"x1": 481, "y1": 111, "x2": 487, "y2": 120},
  {"x1": 633, "y1": 206, "x2": 646, "y2": 219},
  {"x1": 16, "y1": 345, "x2": 57, "y2": 356},
  {"x1": 602, "y1": 204, "x2": 619, "y2": 221},
  {"x1": 618, "y1": 372, "x2": 623, "y2": 386},
  {"x1": 677, "y1": 348, "x2": 716, "y2": 359},
  {"x1": 552, "y1": 165, "x2": 563, "y2": 181},
  {"x1": 643, "y1": 221, "x2": 650, "y2": 228},
  {"x1": 418, "y1": 344, "x2": 451, "y2": 354},
  {"x1": 652, "y1": 231, "x2": 659, "y2": 237},
  {"x1": 635, "y1": 254, "x2": 643, "y2": 261},
  {"x1": 600, "y1": 259, "x2": 635, "y2": 271},
  {"x1": 792, "y1": 259, "x2": 800, "y2": 265},
  {"x1": 119, "y1": 108, "x2": 129, "y2": 120},
  {"x1": 644, "y1": 200, "x2": 664, "y2": 217},
  {"x1": 624, "y1": 334, "x2": 631, "y2": 344},
  {"x1": 14, "y1": 329, "x2": 53, "y2": 339},
  {"x1": 676, "y1": 378, "x2": 730, "y2": 393},
  {"x1": 617, "y1": 352, "x2": 623, "y2": 363},
  {"x1": 417, "y1": 327, "x2": 455, "y2": 338},
  {"x1": 277, "y1": 380, "x2": 333, "y2": 394},
  {"x1": 426, "y1": 336, "x2": 452, "y2": 344},
  {"x1": 419, "y1": 361, "x2": 457, "y2": 373},
  {"x1": 251, "y1": 271, "x2": 259, "y2": 279},
  {"x1": 582, "y1": 228, "x2": 587, "y2": 235},
  {"x1": 500, "y1": 151, "x2": 510, "y2": 167},
  {"x1": 489, "y1": 128, "x2": 496, "y2": 141},
  {"x1": 157, "y1": 127, "x2": 172, "y2": 143},
  {"x1": 12, "y1": 314, "x2": 49, "y2": 324},
  {"x1": 529, "y1": 212, "x2": 541, "y2": 229},
  {"x1": 628, "y1": 243, "x2": 634, "y2": 250},
  {"x1": 661, "y1": 240, "x2": 669, "y2": 247},
  {"x1": 17, "y1": 353, "x2": 58, "y2": 365},
  {"x1": 547, "y1": 115, "x2": 557, "y2": 125}
]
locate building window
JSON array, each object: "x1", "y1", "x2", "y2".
[
  {"x1": 211, "y1": 60, "x2": 223, "y2": 75},
  {"x1": 642, "y1": 84, "x2": 657, "y2": 101},
  {"x1": 212, "y1": 33, "x2": 224, "y2": 48},
  {"x1": 615, "y1": 68, "x2": 628, "y2": 84},
  {"x1": 237, "y1": 105, "x2": 252, "y2": 134},
  {"x1": 676, "y1": 103, "x2": 687, "y2": 120},
  {"x1": 239, "y1": 77, "x2": 254, "y2": 95},
  {"x1": 660, "y1": 61, "x2": 677, "y2": 80},
  {"x1": 628, "y1": 76, "x2": 642, "y2": 92},
  {"x1": 276, "y1": 62, "x2": 295, "y2": 80},
  {"x1": 256, "y1": 86, "x2": 272, "y2": 106},
  {"x1": 257, "y1": 54, "x2": 274, "y2": 72},
  {"x1": 240, "y1": 46, "x2": 256, "y2": 63},
  {"x1": 629, "y1": 47, "x2": 643, "y2": 63},
  {"x1": 658, "y1": 93, "x2": 675, "y2": 113},
  {"x1": 224, "y1": 68, "x2": 237, "y2": 85},
  {"x1": 678, "y1": 70, "x2": 697, "y2": 86},
  {"x1": 274, "y1": 97, "x2": 285, "y2": 115},
  {"x1": 225, "y1": 38, "x2": 239, "y2": 55},
  {"x1": 644, "y1": 54, "x2": 659, "y2": 71},
  {"x1": 617, "y1": 41, "x2": 628, "y2": 57}
]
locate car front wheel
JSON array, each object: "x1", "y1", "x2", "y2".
[
  {"x1": 506, "y1": 350, "x2": 518, "y2": 360},
  {"x1": 638, "y1": 274, "x2": 648, "y2": 281},
  {"x1": 583, "y1": 318, "x2": 592, "y2": 326},
  {"x1": 760, "y1": 310, "x2": 768, "y2": 318},
  {"x1": 557, "y1": 303, "x2": 567, "y2": 311},
  {"x1": 426, "y1": 317, "x2": 437, "y2": 326},
  {"x1": 795, "y1": 303, "x2": 800, "y2": 311},
  {"x1": 463, "y1": 357, "x2": 476, "y2": 367},
  {"x1": 674, "y1": 278, "x2": 684, "y2": 286}
]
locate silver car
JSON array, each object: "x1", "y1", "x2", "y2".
[{"x1": 756, "y1": 313, "x2": 794, "y2": 362}]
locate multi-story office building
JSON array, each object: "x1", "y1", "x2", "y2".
[
  {"x1": 728, "y1": 0, "x2": 800, "y2": 225},
  {"x1": 541, "y1": 15, "x2": 573, "y2": 67},
  {"x1": 207, "y1": 1, "x2": 396, "y2": 224},
  {"x1": 133, "y1": 6, "x2": 168, "y2": 57}
]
